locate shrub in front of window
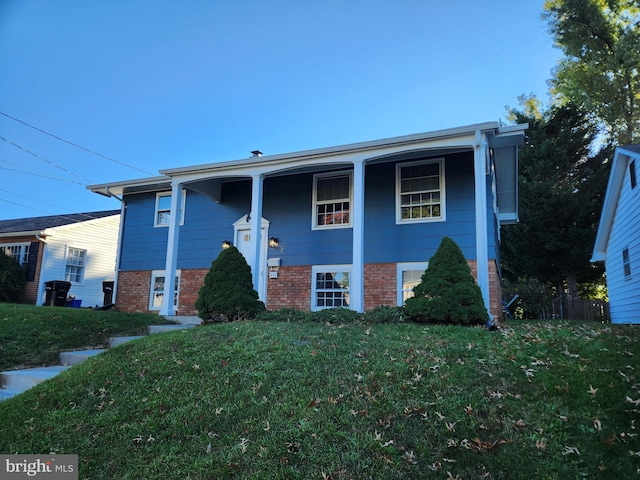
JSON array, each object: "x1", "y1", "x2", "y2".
[
  {"x1": 0, "y1": 252, "x2": 26, "y2": 303},
  {"x1": 195, "y1": 246, "x2": 265, "y2": 323},
  {"x1": 404, "y1": 237, "x2": 488, "y2": 325}
]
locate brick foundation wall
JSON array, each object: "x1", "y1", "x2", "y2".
[
  {"x1": 178, "y1": 269, "x2": 208, "y2": 315},
  {"x1": 266, "y1": 265, "x2": 312, "y2": 310},
  {"x1": 364, "y1": 263, "x2": 397, "y2": 310},
  {"x1": 116, "y1": 260, "x2": 503, "y2": 320},
  {"x1": 116, "y1": 270, "x2": 153, "y2": 313}
]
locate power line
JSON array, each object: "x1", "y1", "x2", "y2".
[
  {"x1": 0, "y1": 164, "x2": 86, "y2": 185},
  {"x1": 0, "y1": 135, "x2": 94, "y2": 184},
  {"x1": 0, "y1": 110, "x2": 155, "y2": 176}
]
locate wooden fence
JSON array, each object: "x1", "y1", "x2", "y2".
[{"x1": 550, "y1": 297, "x2": 611, "y2": 322}]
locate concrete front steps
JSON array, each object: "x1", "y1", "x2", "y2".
[{"x1": 0, "y1": 316, "x2": 200, "y2": 402}]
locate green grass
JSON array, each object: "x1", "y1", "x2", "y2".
[
  {"x1": 0, "y1": 303, "x2": 172, "y2": 370},
  {"x1": 1, "y1": 316, "x2": 639, "y2": 479}
]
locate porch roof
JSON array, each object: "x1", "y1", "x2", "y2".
[{"x1": 87, "y1": 122, "x2": 527, "y2": 222}]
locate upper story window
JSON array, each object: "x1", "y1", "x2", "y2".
[
  {"x1": 0, "y1": 243, "x2": 30, "y2": 265},
  {"x1": 396, "y1": 158, "x2": 445, "y2": 223},
  {"x1": 623, "y1": 248, "x2": 632, "y2": 278},
  {"x1": 65, "y1": 247, "x2": 86, "y2": 283},
  {"x1": 155, "y1": 190, "x2": 186, "y2": 227},
  {"x1": 313, "y1": 172, "x2": 352, "y2": 229},
  {"x1": 630, "y1": 160, "x2": 637, "y2": 190}
]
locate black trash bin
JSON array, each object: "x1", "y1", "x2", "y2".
[
  {"x1": 44, "y1": 280, "x2": 72, "y2": 307},
  {"x1": 102, "y1": 281, "x2": 114, "y2": 306}
]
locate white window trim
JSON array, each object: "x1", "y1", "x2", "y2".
[
  {"x1": 0, "y1": 243, "x2": 30, "y2": 265},
  {"x1": 312, "y1": 171, "x2": 353, "y2": 230},
  {"x1": 149, "y1": 269, "x2": 181, "y2": 311},
  {"x1": 311, "y1": 264, "x2": 352, "y2": 311},
  {"x1": 65, "y1": 247, "x2": 87, "y2": 285},
  {"x1": 396, "y1": 262, "x2": 429, "y2": 306},
  {"x1": 154, "y1": 190, "x2": 186, "y2": 227},
  {"x1": 396, "y1": 158, "x2": 446, "y2": 224}
]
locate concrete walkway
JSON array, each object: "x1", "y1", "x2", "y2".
[{"x1": 0, "y1": 316, "x2": 200, "y2": 401}]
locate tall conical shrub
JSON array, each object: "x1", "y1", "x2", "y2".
[
  {"x1": 195, "y1": 246, "x2": 265, "y2": 323},
  {"x1": 404, "y1": 237, "x2": 489, "y2": 325}
]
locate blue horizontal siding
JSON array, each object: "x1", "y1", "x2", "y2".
[{"x1": 119, "y1": 152, "x2": 500, "y2": 272}]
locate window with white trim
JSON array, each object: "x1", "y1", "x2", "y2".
[
  {"x1": 65, "y1": 247, "x2": 86, "y2": 283},
  {"x1": 313, "y1": 172, "x2": 352, "y2": 229},
  {"x1": 311, "y1": 265, "x2": 351, "y2": 310},
  {"x1": 397, "y1": 262, "x2": 429, "y2": 305},
  {"x1": 154, "y1": 190, "x2": 186, "y2": 227},
  {"x1": 623, "y1": 248, "x2": 632, "y2": 278},
  {"x1": 396, "y1": 158, "x2": 445, "y2": 223},
  {"x1": 0, "y1": 243, "x2": 30, "y2": 265},
  {"x1": 149, "y1": 270, "x2": 181, "y2": 310}
]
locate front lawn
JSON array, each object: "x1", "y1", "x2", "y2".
[
  {"x1": 0, "y1": 319, "x2": 638, "y2": 478},
  {"x1": 0, "y1": 303, "x2": 170, "y2": 370}
]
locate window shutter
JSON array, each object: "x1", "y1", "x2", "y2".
[{"x1": 25, "y1": 242, "x2": 40, "y2": 281}]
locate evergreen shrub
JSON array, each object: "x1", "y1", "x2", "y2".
[
  {"x1": 0, "y1": 253, "x2": 25, "y2": 303},
  {"x1": 404, "y1": 237, "x2": 489, "y2": 325},
  {"x1": 195, "y1": 246, "x2": 265, "y2": 323}
]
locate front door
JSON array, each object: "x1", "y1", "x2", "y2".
[{"x1": 234, "y1": 215, "x2": 269, "y2": 302}]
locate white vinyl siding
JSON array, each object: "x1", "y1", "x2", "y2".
[
  {"x1": 396, "y1": 158, "x2": 445, "y2": 224},
  {"x1": 37, "y1": 214, "x2": 120, "y2": 307}
]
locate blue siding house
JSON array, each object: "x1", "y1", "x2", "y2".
[
  {"x1": 592, "y1": 145, "x2": 640, "y2": 324},
  {"x1": 89, "y1": 122, "x2": 526, "y2": 321}
]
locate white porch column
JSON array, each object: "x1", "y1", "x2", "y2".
[
  {"x1": 160, "y1": 181, "x2": 182, "y2": 316},
  {"x1": 474, "y1": 131, "x2": 491, "y2": 319},
  {"x1": 351, "y1": 159, "x2": 365, "y2": 312},
  {"x1": 249, "y1": 174, "x2": 264, "y2": 297}
]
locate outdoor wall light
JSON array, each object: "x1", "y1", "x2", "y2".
[
  {"x1": 269, "y1": 237, "x2": 279, "y2": 248},
  {"x1": 222, "y1": 240, "x2": 232, "y2": 249}
]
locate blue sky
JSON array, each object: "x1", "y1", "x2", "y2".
[{"x1": 0, "y1": 0, "x2": 559, "y2": 220}]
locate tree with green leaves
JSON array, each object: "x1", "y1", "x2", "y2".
[
  {"x1": 404, "y1": 237, "x2": 488, "y2": 326},
  {"x1": 502, "y1": 99, "x2": 611, "y2": 308},
  {"x1": 195, "y1": 246, "x2": 265, "y2": 323},
  {"x1": 0, "y1": 253, "x2": 25, "y2": 303},
  {"x1": 543, "y1": 0, "x2": 640, "y2": 145}
]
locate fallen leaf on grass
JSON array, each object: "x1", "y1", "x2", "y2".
[
  {"x1": 562, "y1": 445, "x2": 580, "y2": 455},
  {"x1": 593, "y1": 418, "x2": 602, "y2": 431},
  {"x1": 535, "y1": 439, "x2": 547, "y2": 450},
  {"x1": 588, "y1": 385, "x2": 598, "y2": 396}
]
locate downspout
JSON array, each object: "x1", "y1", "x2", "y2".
[
  {"x1": 34, "y1": 232, "x2": 47, "y2": 306},
  {"x1": 106, "y1": 187, "x2": 125, "y2": 307}
]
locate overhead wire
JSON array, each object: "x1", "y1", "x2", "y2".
[
  {"x1": 0, "y1": 135, "x2": 94, "y2": 184},
  {"x1": 0, "y1": 110, "x2": 155, "y2": 176},
  {"x1": 0, "y1": 164, "x2": 86, "y2": 185}
]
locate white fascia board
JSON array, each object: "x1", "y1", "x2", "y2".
[
  {"x1": 87, "y1": 176, "x2": 171, "y2": 197},
  {"x1": 591, "y1": 146, "x2": 640, "y2": 262},
  {"x1": 160, "y1": 122, "x2": 507, "y2": 178}
]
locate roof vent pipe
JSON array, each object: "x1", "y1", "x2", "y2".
[{"x1": 251, "y1": 150, "x2": 263, "y2": 157}]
